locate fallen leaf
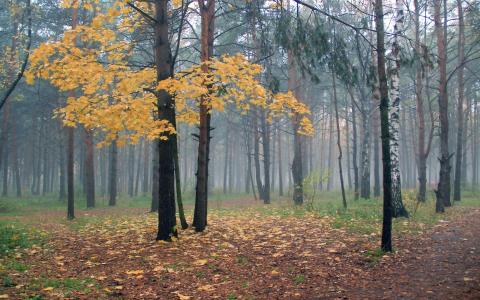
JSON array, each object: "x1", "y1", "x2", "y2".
[
  {"x1": 126, "y1": 270, "x2": 144, "y2": 275},
  {"x1": 42, "y1": 287, "x2": 54, "y2": 292},
  {"x1": 193, "y1": 259, "x2": 208, "y2": 266},
  {"x1": 0, "y1": 295, "x2": 8, "y2": 299}
]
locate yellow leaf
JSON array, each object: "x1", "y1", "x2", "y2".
[
  {"x1": 173, "y1": 291, "x2": 191, "y2": 300},
  {"x1": 0, "y1": 295, "x2": 8, "y2": 299},
  {"x1": 126, "y1": 270, "x2": 144, "y2": 275},
  {"x1": 193, "y1": 259, "x2": 208, "y2": 266},
  {"x1": 42, "y1": 287, "x2": 54, "y2": 292},
  {"x1": 271, "y1": 269, "x2": 279, "y2": 275},
  {"x1": 197, "y1": 284, "x2": 214, "y2": 291},
  {"x1": 114, "y1": 286, "x2": 123, "y2": 290}
]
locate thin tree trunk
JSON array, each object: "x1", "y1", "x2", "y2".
[
  {"x1": 261, "y1": 109, "x2": 271, "y2": 203},
  {"x1": 332, "y1": 72, "x2": 347, "y2": 209},
  {"x1": 223, "y1": 127, "x2": 229, "y2": 194},
  {"x1": 128, "y1": 144, "x2": 135, "y2": 197},
  {"x1": 414, "y1": 0, "x2": 427, "y2": 202},
  {"x1": 12, "y1": 122, "x2": 21, "y2": 197},
  {"x1": 172, "y1": 117, "x2": 188, "y2": 230},
  {"x1": 142, "y1": 140, "x2": 149, "y2": 195},
  {"x1": 278, "y1": 130, "x2": 284, "y2": 196},
  {"x1": 349, "y1": 90, "x2": 359, "y2": 200},
  {"x1": 453, "y1": 0, "x2": 465, "y2": 201},
  {"x1": 108, "y1": 140, "x2": 117, "y2": 206},
  {"x1": 1, "y1": 102, "x2": 10, "y2": 197},
  {"x1": 84, "y1": 130, "x2": 95, "y2": 208}
]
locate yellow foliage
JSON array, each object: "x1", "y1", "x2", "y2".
[{"x1": 26, "y1": 0, "x2": 313, "y2": 148}]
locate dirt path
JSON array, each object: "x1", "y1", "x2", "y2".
[{"x1": 342, "y1": 208, "x2": 480, "y2": 300}]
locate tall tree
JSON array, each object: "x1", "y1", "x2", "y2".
[
  {"x1": 375, "y1": 0, "x2": 393, "y2": 252},
  {"x1": 434, "y1": 0, "x2": 451, "y2": 212},
  {"x1": 154, "y1": 0, "x2": 177, "y2": 240},
  {"x1": 193, "y1": 0, "x2": 215, "y2": 232},
  {"x1": 453, "y1": 0, "x2": 465, "y2": 201},
  {"x1": 389, "y1": 0, "x2": 408, "y2": 218}
]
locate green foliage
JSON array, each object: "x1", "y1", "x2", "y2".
[
  {"x1": 293, "y1": 274, "x2": 305, "y2": 285},
  {"x1": 227, "y1": 293, "x2": 238, "y2": 300},
  {"x1": 31, "y1": 277, "x2": 98, "y2": 292},
  {"x1": 0, "y1": 222, "x2": 39, "y2": 257}
]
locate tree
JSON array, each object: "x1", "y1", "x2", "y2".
[
  {"x1": 375, "y1": 0, "x2": 393, "y2": 252},
  {"x1": 389, "y1": 0, "x2": 408, "y2": 218},
  {"x1": 453, "y1": 0, "x2": 465, "y2": 202},
  {"x1": 433, "y1": 0, "x2": 451, "y2": 212}
]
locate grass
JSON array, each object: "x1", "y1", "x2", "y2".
[
  {"x1": 28, "y1": 277, "x2": 99, "y2": 294},
  {"x1": 0, "y1": 220, "x2": 43, "y2": 258}
]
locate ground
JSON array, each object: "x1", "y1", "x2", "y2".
[{"x1": 0, "y1": 192, "x2": 479, "y2": 299}]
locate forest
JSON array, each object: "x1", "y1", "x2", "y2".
[{"x1": 0, "y1": 0, "x2": 479, "y2": 298}]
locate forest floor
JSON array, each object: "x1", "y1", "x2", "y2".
[{"x1": 0, "y1": 193, "x2": 479, "y2": 299}]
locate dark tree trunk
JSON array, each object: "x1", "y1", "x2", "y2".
[
  {"x1": 108, "y1": 140, "x2": 117, "y2": 206},
  {"x1": 193, "y1": 0, "x2": 215, "y2": 232},
  {"x1": 375, "y1": 0, "x2": 393, "y2": 252},
  {"x1": 373, "y1": 107, "x2": 381, "y2": 197},
  {"x1": 278, "y1": 131, "x2": 284, "y2": 196},
  {"x1": 151, "y1": 141, "x2": 159, "y2": 212},
  {"x1": 453, "y1": 0, "x2": 465, "y2": 201},
  {"x1": 332, "y1": 72, "x2": 347, "y2": 209},
  {"x1": 142, "y1": 140, "x2": 149, "y2": 195},
  {"x1": 128, "y1": 144, "x2": 135, "y2": 197},
  {"x1": 414, "y1": 0, "x2": 428, "y2": 202},
  {"x1": 260, "y1": 109, "x2": 271, "y2": 204},
  {"x1": 1, "y1": 102, "x2": 10, "y2": 197},
  {"x1": 154, "y1": 0, "x2": 177, "y2": 241},
  {"x1": 84, "y1": 130, "x2": 95, "y2": 208},
  {"x1": 59, "y1": 127, "x2": 66, "y2": 201},
  {"x1": 434, "y1": 0, "x2": 451, "y2": 211},
  {"x1": 172, "y1": 117, "x2": 188, "y2": 230},
  {"x1": 67, "y1": 126, "x2": 74, "y2": 219},
  {"x1": 223, "y1": 126, "x2": 229, "y2": 194},
  {"x1": 12, "y1": 122, "x2": 21, "y2": 197},
  {"x1": 349, "y1": 90, "x2": 359, "y2": 200},
  {"x1": 253, "y1": 109, "x2": 265, "y2": 200}
]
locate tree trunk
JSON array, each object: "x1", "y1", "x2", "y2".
[
  {"x1": 154, "y1": 0, "x2": 177, "y2": 241},
  {"x1": 1, "y1": 102, "x2": 10, "y2": 197},
  {"x1": 453, "y1": 0, "x2": 465, "y2": 201},
  {"x1": 193, "y1": 0, "x2": 215, "y2": 232},
  {"x1": 223, "y1": 126, "x2": 229, "y2": 194},
  {"x1": 151, "y1": 141, "x2": 159, "y2": 212},
  {"x1": 349, "y1": 90, "x2": 359, "y2": 200},
  {"x1": 172, "y1": 117, "x2": 188, "y2": 230},
  {"x1": 375, "y1": 0, "x2": 393, "y2": 252},
  {"x1": 289, "y1": 50, "x2": 303, "y2": 205},
  {"x1": 108, "y1": 140, "x2": 117, "y2": 206},
  {"x1": 253, "y1": 109, "x2": 265, "y2": 200},
  {"x1": 332, "y1": 72, "x2": 347, "y2": 209},
  {"x1": 12, "y1": 122, "x2": 21, "y2": 197},
  {"x1": 389, "y1": 0, "x2": 409, "y2": 218},
  {"x1": 84, "y1": 130, "x2": 95, "y2": 208},
  {"x1": 278, "y1": 130, "x2": 284, "y2": 196},
  {"x1": 142, "y1": 140, "x2": 149, "y2": 195},
  {"x1": 67, "y1": 126, "x2": 74, "y2": 219},
  {"x1": 434, "y1": 0, "x2": 451, "y2": 212},
  {"x1": 260, "y1": 109, "x2": 271, "y2": 204},
  {"x1": 128, "y1": 144, "x2": 135, "y2": 197},
  {"x1": 414, "y1": 0, "x2": 428, "y2": 202},
  {"x1": 373, "y1": 104, "x2": 381, "y2": 197}
]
